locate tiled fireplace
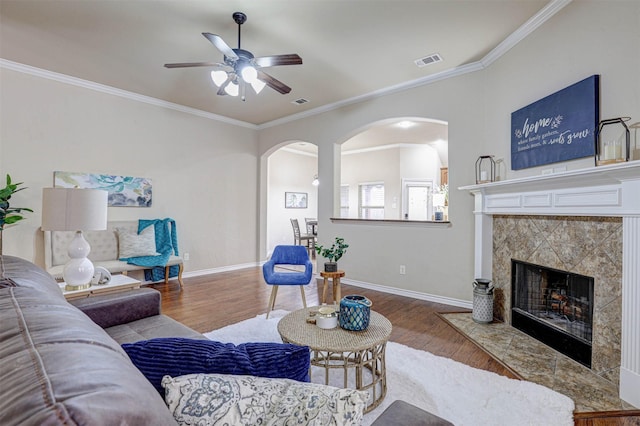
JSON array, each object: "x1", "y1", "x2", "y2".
[
  {"x1": 462, "y1": 162, "x2": 640, "y2": 408},
  {"x1": 493, "y1": 215, "x2": 620, "y2": 379},
  {"x1": 510, "y1": 258, "x2": 596, "y2": 368}
]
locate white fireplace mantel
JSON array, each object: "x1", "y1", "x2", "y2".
[
  {"x1": 460, "y1": 161, "x2": 640, "y2": 408},
  {"x1": 459, "y1": 161, "x2": 640, "y2": 217}
]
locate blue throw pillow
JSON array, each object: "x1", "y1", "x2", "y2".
[{"x1": 121, "y1": 338, "x2": 310, "y2": 394}]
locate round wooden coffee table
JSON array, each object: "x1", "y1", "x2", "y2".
[{"x1": 277, "y1": 307, "x2": 392, "y2": 413}]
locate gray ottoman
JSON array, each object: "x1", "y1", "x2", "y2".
[{"x1": 371, "y1": 400, "x2": 453, "y2": 426}]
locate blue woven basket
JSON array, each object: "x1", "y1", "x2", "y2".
[{"x1": 339, "y1": 295, "x2": 372, "y2": 331}]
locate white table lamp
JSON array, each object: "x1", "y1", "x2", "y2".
[{"x1": 42, "y1": 188, "x2": 108, "y2": 290}]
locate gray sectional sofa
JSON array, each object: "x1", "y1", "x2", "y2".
[{"x1": 0, "y1": 255, "x2": 201, "y2": 425}]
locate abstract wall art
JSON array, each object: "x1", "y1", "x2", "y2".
[{"x1": 54, "y1": 171, "x2": 152, "y2": 207}]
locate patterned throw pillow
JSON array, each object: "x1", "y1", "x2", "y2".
[
  {"x1": 117, "y1": 226, "x2": 158, "y2": 258},
  {"x1": 162, "y1": 373, "x2": 368, "y2": 426},
  {"x1": 121, "y1": 338, "x2": 311, "y2": 394}
]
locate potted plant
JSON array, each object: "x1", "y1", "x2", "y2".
[
  {"x1": 0, "y1": 174, "x2": 33, "y2": 255},
  {"x1": 315, "y1": 237, "x2": 349, "y2": 272}
]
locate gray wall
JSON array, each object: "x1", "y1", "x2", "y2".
[{"x1": 0, "y1": 69, "x2": 259, "y2": 272}]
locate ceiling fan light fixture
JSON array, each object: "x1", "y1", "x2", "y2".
[
  {"x1": 211, "y1": 70, "x2": 227, "y2": 87},
  {"x1": 240, "y1": 65, "x2": 258, "y2": 83},
  {"x1": 251, "y1": 78, "x2": 266, "y2": 94},
  {"x1": 166, "y1": 12, "x2": 302, "y2": 99},
  {"x1": 225, "y1": 81, "x2": 239, "y2": 96}
]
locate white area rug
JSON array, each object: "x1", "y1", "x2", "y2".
[{"x1": 204, "y1": 310, "x2": 575, "y2": 426}]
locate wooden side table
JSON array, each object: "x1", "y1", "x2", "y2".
[
  {"x1": 59, "y1": 274, "x2": 141, "y2": 300},
  {"x1": 320, "y1": 270, "x2": 345, "y2": 304}
]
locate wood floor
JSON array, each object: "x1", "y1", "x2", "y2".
[{"x1": 150, "y1": 267, "x2": 640, "y2": 426}]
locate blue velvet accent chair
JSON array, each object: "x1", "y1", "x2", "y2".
[{"x1": 262, "y1": 245, "x2": 313, "y2": 319}]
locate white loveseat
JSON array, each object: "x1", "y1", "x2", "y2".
[{"x1": 44, "y1": 220, "x2": 184, "y2": 287}]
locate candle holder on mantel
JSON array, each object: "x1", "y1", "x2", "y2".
[
  {"x1": 475, "y1": 155, "x2": 496, "y2": 184},
  {"x1": 595, "y1": 117, "x2": 630, "y2": 166}
]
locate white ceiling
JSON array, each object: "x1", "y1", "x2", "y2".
[{"x1": 0, "y1": 0, "x2": 557, "y2": 126}]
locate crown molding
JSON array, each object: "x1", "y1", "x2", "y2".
[
  {"x1": 259, "y1": 0, "x2": 572, "y2": 130},
  {"x1": 258, "y1": 61, "x2": 484, "y2": 130},
  {"x1": 481, "y1": 0, "x2": 572, "y2": 67},
  {"x1": 0, "y1": 58, "x2": 258, "y2": 130}
]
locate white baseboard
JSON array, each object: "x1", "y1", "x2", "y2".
[
  {"x1": 620, "y1": 367, "x2": 640, "y2": 408},
  {"x1": 182, "y1": 262, "x2": 261, "y2": 278},
  {"x1": 179, "y1": 264, "x2": 472, "y2": 310},
  {"x1": 336, "y1": 276, "x2": 473, "y2": 310}
]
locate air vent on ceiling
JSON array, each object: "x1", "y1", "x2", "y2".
[
  {"x1": 292, "y1": 98, "x2": 309, "y2": 105},
  {"x1": 414, "y1": 53, "x2": 443, "y2": 68}
]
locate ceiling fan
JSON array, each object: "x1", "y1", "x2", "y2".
[{"x1": 164, "y1": 12, "x2": 302, "y2": 99}]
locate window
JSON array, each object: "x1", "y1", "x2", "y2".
[
  {"x1": 340, "y1": 184, "x2": 349, "y2": 218},
  {"x1": 359, "y1": 183, "x2": 384, "y2": 219}
]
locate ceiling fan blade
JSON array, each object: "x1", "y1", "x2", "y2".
[
  {"x1": 202, "y1": 33, "x2": 239, "y2": 61},
  {"x1": 254, "y1": 54, "x2": 303, "y2": 68},
  {"x1": 257, "y1": 70, "x2": 292, "y2": 94},
  {"x1": 164, "y1": 61, "x2": 223, "y2": 69}
]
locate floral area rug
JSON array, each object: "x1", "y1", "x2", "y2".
[{"x1": 204, "y1": 310, "x2": 574, "y2": 426}]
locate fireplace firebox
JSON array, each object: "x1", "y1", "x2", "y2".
[{"x1": 511, "y1": 259, "x2": 594, "y2": 368}]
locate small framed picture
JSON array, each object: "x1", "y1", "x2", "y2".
[{"x1": 285, "y1": 192, "x2": 308, "y2": 209}]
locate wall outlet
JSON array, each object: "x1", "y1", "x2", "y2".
[
  {"x1": 399, "y1": 265, "x2": 406, "y2": 275},
  {"x1": 183, "y1": 252, "x2": 190, "y2": 261}
]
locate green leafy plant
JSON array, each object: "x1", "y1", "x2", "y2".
[
  {"x1": 315, "y1": 237, "x2": 349, "y2": 263},
  {"x1": 0, "y1": 174, "x2": 33, "y2": 254}
]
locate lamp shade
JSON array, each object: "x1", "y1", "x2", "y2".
[
  {"x1": 210, "y1": 70, "x2": 227, "y2": 87},
  {"x1": 42, "y1": 188, "x2": 108, "y2": 231}
]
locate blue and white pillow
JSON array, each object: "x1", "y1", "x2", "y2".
[{"x1": 162, "y1": 373, "x2": 368, "y2": 426}]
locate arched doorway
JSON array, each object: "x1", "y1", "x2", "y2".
[{"x1": 265, "y1": 141, "x2": 318, "y2": 256}]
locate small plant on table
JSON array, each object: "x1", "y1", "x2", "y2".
[{"x1": 315, "y1": 237, "x2": 349, "y2": 272}]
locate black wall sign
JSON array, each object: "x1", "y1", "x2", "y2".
[{"x1": 511, "y1": 75, "x2": 600, "y2": 170}]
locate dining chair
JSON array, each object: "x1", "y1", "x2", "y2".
[
  {"x1": 290, "y1": 218, "x2": 315, "y2": 256},
  {"x1": 262, "y1": 245, "x2": 313, "y2": 319},
  {"x1": 304, "y1": 217, "x2": 318, "y2": 236}
]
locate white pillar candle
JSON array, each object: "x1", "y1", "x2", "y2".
[{"x1": 604, "y1": 143, "x2": 612, "y2": 160}]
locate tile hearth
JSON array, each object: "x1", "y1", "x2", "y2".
[{"x1": 441, "y1": 312, "x2": 638, "y2": 413}]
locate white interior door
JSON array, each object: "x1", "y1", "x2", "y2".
[{"x1": 402, "y1": 179, "x2": 433, "y2": 220}]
